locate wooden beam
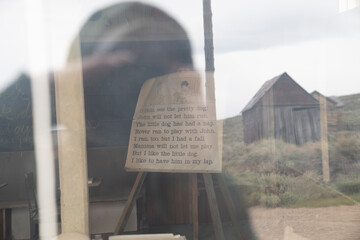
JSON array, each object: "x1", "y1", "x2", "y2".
[
  {"x1": 319, "y1": 95, "x2": 330, "y2": 183},
  {"x1": 215, "y1": 174, "x2": 244, "y2": 240},
  {"x1": 203, "y1": 174, "x2": 225, "y2": 240},
  {"x1": 114, "y1": 172, "x2": 147, "y2": 235},
  {"x1": 203, "y1": 0, "x2": 215, "y2": 72},
  {"x1": 203, "y1": 0, "x2": 216, "y2": 103},
  {"x1": 54, "y1": 36, "x2": 89, "y2": 234},
  {"x1": 1, "y1": 209, "x2": 5, "y2": 240},
  {"x1": 191, "y1": 174, "x2": 199, "y2": 240}
]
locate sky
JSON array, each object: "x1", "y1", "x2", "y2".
[{"x1": 0, "y1": 0, "x2": 359, "y2": 119}]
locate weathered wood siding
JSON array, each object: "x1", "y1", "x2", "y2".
[
  {"x1": 273, "y1": 107, "x2": 296, "y2": 144},
  {"x1": 243, "y1": 106, "x2": 321, "y2": 145},
  {"x1": 326, "y1": 104, "x2": 344, "y2": 130},
  {"x1": 243, "y1": 73, "x2": 321, "y2": 145},
  {"x1": 292, "y1": 107, "x2": 321, "y2": 145},
  {"x1": 271, "y1": 77, "x2": 319, "y2": 106},
  {"x1": 311, "y1": 91, "x2": 344, "y2": 131},
  {"x1": 242, "y1": 108, "x2": 260, "y2": 144}
]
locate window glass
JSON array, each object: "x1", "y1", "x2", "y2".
[{"x1": 0, "y1": 0, "x2": 359, "y2": 239}]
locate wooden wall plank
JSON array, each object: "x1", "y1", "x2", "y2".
[{"x1": 203, "y1": 174, "x2": 225, "y2": 240}]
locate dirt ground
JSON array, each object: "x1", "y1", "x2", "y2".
[{"x1": 248, "y1": 205, "x2": 360, "y2": 240}]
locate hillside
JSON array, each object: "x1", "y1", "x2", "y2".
[
  {"x1": 339, "y1": 93, "x2": 360, "y2": 127},
  {"x1": 221, "y1": 114, "x2": 243, "y2": 143},
  {"x1": 220, "y1": 93, "x2": 360, "y2": 208}
]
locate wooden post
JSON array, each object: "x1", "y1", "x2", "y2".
[
  {"x1": 215, "y1": 174, "x2": 244, "y2": 240},
  {"x1": 1, "y1": 209, "x2": 5, "y2": 240},
  {"x1": 203, "y1": 3, "x2": 226, "y2": 239},
  {"x1": 54, "y1": 36, "x2": 89, "y2": 234},
  {"x1": 203, "y1": 174, "x2": 225, "y2": 240},
  {"x1": 0, "y1": 209, "x2": 11, "y2": 240},
  {"x1": 203, "y1": 0, "x2": 216, "y2": 103},
  {"x1": 319, "y1": 95, "x2": 330, "y2": 183},
  {"x1": 114, "y1": 172, "x2": 147, "y2": 235},
  {"x1": 191, "y1": 174, "x2": 199, "y2": 240}
]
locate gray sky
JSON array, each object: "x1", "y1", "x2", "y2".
[
  {"x1": 209, "y1": 0, "x2": 360, "y2": 118},
  {"x1": 0, "y1": 0, "x2": 359, "y2": 119}
]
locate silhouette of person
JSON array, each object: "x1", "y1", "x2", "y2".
[
  {"x1": 69, "y1": 2, "x2": 256, "y2": 239},
  {"x1": 70, "y1": 2, "x2": 193, "y2": 148},
  {"x1": 0, "y1": 2, "x2": 256, "y2": 238}
]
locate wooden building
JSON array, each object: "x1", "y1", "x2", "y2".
[
  {"x1": 311, "y1": 91, "x2": 344, "y2": 131},
  {"x1": 242, "y1": 72, "x2": 321, "y2": 145}
]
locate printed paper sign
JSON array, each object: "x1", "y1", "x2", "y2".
[{"x1": 125, "y1": 71, "x2": 221, "y2": 172}]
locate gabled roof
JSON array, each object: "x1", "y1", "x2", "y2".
[
  {"x1": 241, "y1": 73, "x2": 284, "y2": 113},
  {"x1": 311, "y1": 91, "x2": 344, "y2": 108},
  {"x1": 328, "y1": 96, "x2": 344, "y2": 108},
  {"x1": 242, "y1": 72, "x2": 319, "y2": 113}
]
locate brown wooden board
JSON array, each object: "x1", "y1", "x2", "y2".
[
  {"x1": 114, "y1": 172, "x2": 147, "y2": 235},
  {"x1": 203, "y1": 174, "x2": 225, "y2": 240},
  {"x1": 191, "y1": 174, "x2": 199, "y2": 240}
]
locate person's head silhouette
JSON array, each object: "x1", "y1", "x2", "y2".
[{"x1": 71, "y1": 2, "x2": 194, "y2": 147}]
